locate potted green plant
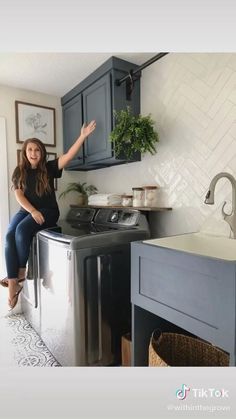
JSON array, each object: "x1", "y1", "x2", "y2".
[
  {"x1": 59, "y1": 182, "x2": 98, "y2": 206},
  {"x1": 110, "y1": 106, "x2": 159, "y2": 160}
]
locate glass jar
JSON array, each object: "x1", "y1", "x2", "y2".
[
  {"x1": 132, "y1": 187, "x2": 144, "y2": 207},
  {"x1": 121, "y1": 195, "x2": 133, "y2": 207},
  {"x1": 143, "y1": 186, "x2": 158, "y2": 207}
]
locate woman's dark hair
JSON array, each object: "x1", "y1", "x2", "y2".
[{"x1": 12, "y1": 138, "x2": 51, "y2": 196}]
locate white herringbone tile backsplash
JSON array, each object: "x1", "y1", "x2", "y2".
[{"x1": 86, "y1": 53, "x2": 236, "y2": 238}]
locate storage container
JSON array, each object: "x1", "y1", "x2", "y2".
[
  {"x1": 121, "y1": 195, "x2": 133, "y2": 207},
  {"x1": 143, "y1": 185, "x2": 158, "y2": 207},
  {"x1": 132, "y1": 187, "x2": 144, "y2": 207},
  {"x1": 121, "y1": 333, "x2": 132, "y2": 366}
]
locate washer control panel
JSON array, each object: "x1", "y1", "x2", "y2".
[{"x1": 94, "y1": 209, "x2": 140, "y2": 227}]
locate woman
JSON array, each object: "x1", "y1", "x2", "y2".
[{"x1": 0, "y1": 120, "x2": 96, "y2": 310}]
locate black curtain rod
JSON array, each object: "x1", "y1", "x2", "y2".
[{"x1": 116, "y1": 52, "x2": 169, "y2": 86}]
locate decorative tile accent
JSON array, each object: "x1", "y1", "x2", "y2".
[
  {"x1": 2, "y1": 314, "x2": 61, "y2": 367},
  {"x1": 86, "y1": 53, "x2": 236, "y2": 238}
]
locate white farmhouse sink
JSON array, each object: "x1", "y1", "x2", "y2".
[{"x1": 143, "y1": 232, "x2": 236, "y2": 261}]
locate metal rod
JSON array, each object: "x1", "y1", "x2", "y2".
[{"x1": 116, "y1": 52, "x2": 169, "y2": 86}]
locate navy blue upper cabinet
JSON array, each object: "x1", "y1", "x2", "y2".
[
  {"x1": 61, "y1": 56, "x2": 140, "y2": 171},
  {"x1": 83, "y1": 73, "x2": 112, "y2": 164},
  {"x1": 62, "y1": 94, "x2": 84, "y2": 168}
]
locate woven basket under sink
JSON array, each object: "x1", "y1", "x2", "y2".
[{"x1": 149, "y1": 330, "x2": 229, "y2": 367}]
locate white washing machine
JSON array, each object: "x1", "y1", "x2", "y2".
[{"x1": 23, "y1": 207, "x2": 150, "y2": 366}]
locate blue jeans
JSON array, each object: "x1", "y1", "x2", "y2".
[{"x1": 5, "y1": 208, "x2": 59, "y2": 278}]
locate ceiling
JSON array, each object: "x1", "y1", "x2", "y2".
[{"x1": 0, "y1": 52, "x2": 156, "y2": 97}]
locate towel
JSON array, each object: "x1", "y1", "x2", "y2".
[{"x1": 88, "y1": 193, "x2": 122, "y2": 206}]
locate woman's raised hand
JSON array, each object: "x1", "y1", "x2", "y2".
[
  {"x1": 81, "y1": 120, "x2": 96, "y2": 139},
  {"x1": 58, "y1": 120, "x2": 96, "y2": 170}
]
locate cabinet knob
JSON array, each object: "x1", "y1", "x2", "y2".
[{"x1": 77, "y1": 156, "x2": 83, "y2": 160}]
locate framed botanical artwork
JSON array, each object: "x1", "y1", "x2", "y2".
[
  {"x1": 16, "y1": 150, "x2": 58, "y2": 191},
  {"x1": 15, "y1": 100, "x2": 56, "y2": 146}
]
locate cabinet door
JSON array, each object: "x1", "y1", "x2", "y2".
[
  {"x1": 63, "y1": 94, "x2": 84, "y2": 166},
  {"x1": 83, "y1": 73, "x2": 112, "y2": 164}
]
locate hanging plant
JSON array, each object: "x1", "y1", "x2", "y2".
[{"x1": 110, "y1": 107, "x2": 159, "y2": 160}]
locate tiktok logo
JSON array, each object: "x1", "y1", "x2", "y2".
[{"x1": 176, "y1": 384, "x2": 191, "y2": 400}]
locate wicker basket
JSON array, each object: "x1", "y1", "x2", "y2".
[{"x1": 149, "y1": 330, "x2": 229, "y2": 367}]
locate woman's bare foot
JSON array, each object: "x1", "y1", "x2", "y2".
[
  {"x1": 8, "y1": 278, "x2": 18, "y2": 302},
  {"x1": 8, "y1": 279, "x2": 23, "y2": 310},
  {"x1": 0, "y1": 269, "x2": 26, "y2": 288}
]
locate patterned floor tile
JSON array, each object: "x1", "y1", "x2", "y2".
[{"x1": 1, "y1": 313, "x2": 61, "y2": 367}]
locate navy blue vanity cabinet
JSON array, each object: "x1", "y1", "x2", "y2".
[
  {"x1": 61, "y1": 56, "x2": 141, "y2": 171},
  {"x1": 63, "y1": 94, "x2": 84, "y2": 168},
  {"x1": 131, "y1": 241, "x2": 235, "y2": 366}
]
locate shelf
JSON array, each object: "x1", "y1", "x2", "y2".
[{"x1": 70, "y1": 204, "x2": 172, "y2": 212}]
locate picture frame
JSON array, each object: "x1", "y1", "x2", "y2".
[
  {"x1": 46, "y1": 152, "x2": 58, "y2": 191},
  {"x1": 16, "y1": 150, "x2": 58, "y2": 191},
  {"x1": 15, "y1": 100, "x2": 56, "y2": 147},
  {"x1": 17, "y1": 149, "x2": 22, "y2": 166}
]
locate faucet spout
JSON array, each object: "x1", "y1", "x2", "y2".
[
  {"x1": 204, "y1": 172, "x2": 236, "y2": 238},
  {"x1": 204, "y1": 189, "x2": 213, "y2": 204}
]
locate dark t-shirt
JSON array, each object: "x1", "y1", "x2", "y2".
[{"x1": 13, "y1": 159, "x2": 63, "y2": 212}]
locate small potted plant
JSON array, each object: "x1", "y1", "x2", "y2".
[
  {"x1": 110, "y1": 106, "x2": 159, "y2": 160},
  {"x1": 59, "y1": 182, "x2": 98, "y2": 206}
]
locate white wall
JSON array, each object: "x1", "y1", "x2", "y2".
[
  {"x1": 86, "y1": 53, "x2": 236, "y2": 238},
  {"x1": 0, "y1": 84, "x2": 86, "y2": 219},
  {"x1": 0, "y1": 117, "x2": 9, "y2": 276}
]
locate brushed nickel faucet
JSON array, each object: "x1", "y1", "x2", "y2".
[{"x1": 204, "y1": 172, "x2": 236, "y2": 238}]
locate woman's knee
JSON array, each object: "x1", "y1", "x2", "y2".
[
  {"x1": 15, "y1": 224, "x2": 32, "y2": 245},
  {"x1": 5, "y1": 229, "x2": 16, "y2": 245}
]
